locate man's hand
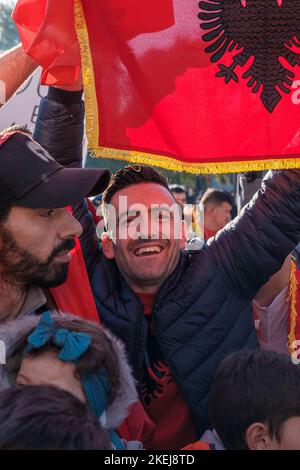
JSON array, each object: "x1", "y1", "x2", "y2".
[
  {"x1": 254, "y1": 255, "x2": 292, "y2": 308},
  {"x1": 0, "y1": 44, "x2": 38, "y2": 107}
]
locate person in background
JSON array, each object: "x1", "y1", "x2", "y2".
[
  {"x1": 169, "y1": 184, "x2": 187, "y2": 209},
  {"x1": 0, "y1": 384, "x2": 111, "y2": 450},
  {"x1": 199, "y1": 188, "x2": 233, "y2": 240},
  {"x1": 169, "y1": 184, "x2": 194, "y2": 244}
]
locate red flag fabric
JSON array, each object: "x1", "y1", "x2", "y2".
[
  {"x1": 50, "y1": 236, "x2": 100, "y2": 324},
  {"x1": 13, "y1": 0, "x2": 80, "y2": 85},
  {"x1": 49, "y1": 206, "x2": 99, "y2": 323},
  {"x1": 13, "y1": 0, "x2": 300, "y2": 173}
]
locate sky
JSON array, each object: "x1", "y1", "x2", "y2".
[{"x1": 0, "y1": 0, "x2": 17, "y2": 5}]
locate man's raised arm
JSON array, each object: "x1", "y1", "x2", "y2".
[
  {"x1": 0, "y1": 44, "x2": 37, "y2": 107},
  {"x1": 209, "y1": 169, "x2": 300, "y2": 300}
]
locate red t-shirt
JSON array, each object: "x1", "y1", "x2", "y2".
[
  {"x1": 136, "y1": 292, "x2": 197, "y2": 450},
  {"x1": 204, "y1": 226, "x2": 217, "y2": 241}
]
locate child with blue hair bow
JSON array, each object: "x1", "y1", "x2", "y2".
[{"x1": 1, "y1": 311, "x2": 141, "y2": 450}]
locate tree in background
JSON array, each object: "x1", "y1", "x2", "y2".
[{"x1": 0, "y1": 1, "x2": 19, "y2": 51}]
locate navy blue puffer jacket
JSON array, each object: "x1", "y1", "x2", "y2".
[{"x1": 34, "y1": 89, "x2": 300, "y2": 436}]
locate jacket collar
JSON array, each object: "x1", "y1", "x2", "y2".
[{"x1": 18, "y1": 286, "x2": 46, "y2": 318}]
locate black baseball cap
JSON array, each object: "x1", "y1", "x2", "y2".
[{"x1": 0, "y1": 132, "x2": 111, "y2": 211}]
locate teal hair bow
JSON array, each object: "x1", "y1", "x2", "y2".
[
  {"x1": 25, "y1": 312, "x2": 124, "y2": 449},
  {"x1": 26, "y1": 311, "x2": 92, "y2": 362}
]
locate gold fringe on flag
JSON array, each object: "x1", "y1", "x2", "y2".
[
  {"x1": 288, "y1": 260, "x2": 298, "y2": 357},
  {"x1": 89, "y1": 147, "x2": 300, "y2": 175},
  {"x1": 74, "y1": 0, "x2": 99, "y2": 150}
]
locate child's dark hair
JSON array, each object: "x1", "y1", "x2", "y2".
[
  {"x1": 209, "y1": 349, "x2": 300, "y2": 450},
  {"x1": 0, "y1": 385, "x2": 111, "y2": 450},
  {"x1": 199, "y1": 188, "x2": 233, "y2": 208}
]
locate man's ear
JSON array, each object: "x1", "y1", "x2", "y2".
[
  {"x1": 245, "y1": 423, "x2": 270, "y2": 450},
  {"x1": 208, "y1": 205, "x2": 217, "y2": 217},
  {"x1": 101, "y1": 232, "x2": 115, "y2": 259}
]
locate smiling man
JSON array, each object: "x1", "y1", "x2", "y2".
[
  {"x1": 33, "y1": 85, "x2": 300, "y2": 450},
  {"x1": 102, "y1": 171, "x2": 182, "y2": 294},
  {"x1": 0, "y1": 129, "x2": 110, "y2": 322}
]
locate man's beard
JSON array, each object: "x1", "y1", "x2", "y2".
[{"x1": 0, "y1": 226, "x2": 76, "y2": 288}]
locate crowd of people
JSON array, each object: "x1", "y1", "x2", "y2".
[{"x1": 0, "y1": 44, "x2": 299, "y2": 451}]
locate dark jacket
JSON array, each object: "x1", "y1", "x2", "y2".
[{"x1": 34, "y1": 88, "x2": 300, "y2": 436}]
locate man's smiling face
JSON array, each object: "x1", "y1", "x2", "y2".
[{"x1": 102, "y1": 182, "x2": 183, "y2": 294}]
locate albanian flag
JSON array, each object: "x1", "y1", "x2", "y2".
[{"x1": 13, "y1": 0, "x2": 300, "y2": 173}]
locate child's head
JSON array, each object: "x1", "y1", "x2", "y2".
[
  {"x1": 5, "y1": 311, "x2": 137, "y2": 429},
  {"x1": 0, "y1": 384, "x2": 111, "y2": 449},
  {"x1": 209, "y1": 349, "x2": 300, "y2": 450}
]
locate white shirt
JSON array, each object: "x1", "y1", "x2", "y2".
[{"x1": 253, "y1": 285, "x2": 289, "y2": 355}]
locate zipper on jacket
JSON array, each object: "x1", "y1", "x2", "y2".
[
  {"x1": 132, "y1": 310, "x2": 148, "y2": 383},
  {"x1": 152, "y1": 301, "x2": 201, "y2": 435}
]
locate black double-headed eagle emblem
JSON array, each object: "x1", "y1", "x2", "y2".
[{"x1": 198, "y1": 0, "x2": 300, "y2": 112}]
